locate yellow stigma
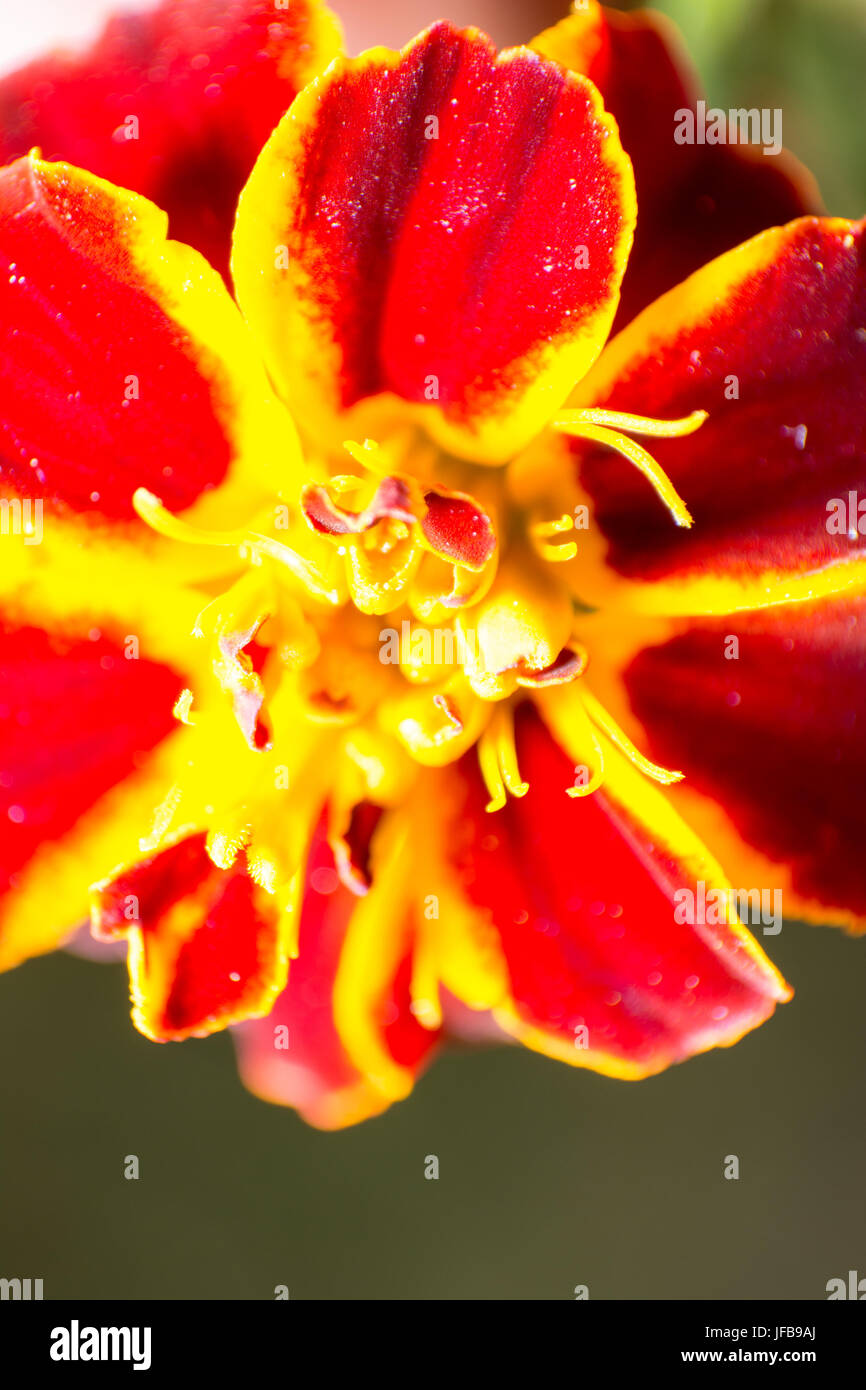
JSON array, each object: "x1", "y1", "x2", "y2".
[
  {"x1": 552, "y1": 407, "x2": 707, "y2": 528},
  {"x1": 529, "y1": 512, "x2": 579, "y2": 563},
  {"x1": 477, "y1": 703, "x2": 529, "y2": 812},
  {"x1": 579, "y1": 688, "x2": 683, "y2": 786},
  {"x1": 564, "y1": 687, "x2": 682, "y2": 802},
  {"x1": 132, "y1": 487, "x2": 340, "y2": 604}
]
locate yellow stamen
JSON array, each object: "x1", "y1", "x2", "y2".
[
  {"x1": 581, "y1": 688, "x2": 683, "y2": 786},
  {"x1": 328, "y1": 473, "x2": 367, "y2": 496},
  {"x1": 132, "y1": 488, "x2": 340, "y2": 604},
  {"x1": 562, "y1": 407, "x2": 708, "y2": 441},
  {"x1": 343, "y1": 429, "x2": 428, "y2": 480},
  {"x1": 343, "y1": 439, "x2": 387, "y2": 475},
  {"x1": 537, "y1": 540, "x2": 579, "y2": 563},
  {"x1": 173, "y1": 688, "x2": 196, "y2": 725},
  {"x1": 495, "y1": 705, "x2": 529, "y2": 799},
  {"x1": 561, "y1": 691, "x2": 606, "y2": 798},
  {"x1": 530, "y1": 513, "x2": 579, "y2": 563},
  {"x1": 532, "y1": 514, "x2": 574, "y2": 540},
  {"x1": 133, "y1": 486, "x2": 274, "y2": 550},
  {"x1": 140, "y1": 784, "x2": 183, "y2": 854},
  {"x1": 362, "y1": 518, "x2": 410, "y2": 554},
  {"x1": 566, "y1": 734, "x2": 605, "y2": 798},
  {"x1": 477, "y1": 705, "x2": 529, "y2": 812},
  {"x1": 478, "y1": 726, "x2": 506, "y2": 812},
  {"x1": 246, "y1": 851, "x2": 279, "y2": 895},
  {"x1": 207, "y1": 825, "x2": 249, "y2": 872},
  {"x1": 553, "y1": 408, "x2": 707, "y2": 529}
]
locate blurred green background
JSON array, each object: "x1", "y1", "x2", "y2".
[
  {"x1": 651, "y1": 0, "x2": 866, "y2": 216},
  {"x1": 1, "y1": 0, "x2": 864, "y2": 1300}
]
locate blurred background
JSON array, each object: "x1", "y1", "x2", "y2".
[{"x1": 0, "y1": 0, "x2": 864, "y2": 1300}]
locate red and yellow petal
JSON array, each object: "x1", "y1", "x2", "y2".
[
  {"x1": 233, "y1": 822, "x2": 439, "y2": 1129},
  {"x1": 617, "y1": 595, "x2": 866, "y2": 932},
  {"x1": 0, "y1": 491, "x2": 219, "y2": 973},
  {"x1": 0, "y1": 594, "x2": 201, "y2": 970},
  {"x1": 443, "y1": 700, "x2": 789, "y2": 1078},
  {"x1": 0, "y1": 154, "x2": 296, "y2": 534},
  {"x1": 533, "y1": 2, "x2": 817, "y2": 330},
  {"x1": 558, "y1": 216, "x2": 866, "y2": 613},
  {"x1": 233, "y1": 21, "x2": 636, "y2": 464},
  {"x1": 0, "y1": 0, "x2": 343, "y2": 279},
  {"x1": 91, "y1": 830, "x2": 293, "y2": 1041}
]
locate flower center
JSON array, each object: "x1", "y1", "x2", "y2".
[{"x1": 132, "y1": 405, "x2": 702, "y2": 823}]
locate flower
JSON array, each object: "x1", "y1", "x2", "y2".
[{"x1": 0, "y1": 0, "x2": 862, "y2": 1129}]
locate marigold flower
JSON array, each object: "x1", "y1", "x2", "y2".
[{"x1": 0, "y1": 0, "x2": 861, "y2": 1128}]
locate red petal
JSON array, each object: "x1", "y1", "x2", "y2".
[
  {"x1": 0, "y1": 0, "x2": 342, "y2": 278},
  {"x1": 624, "y1": 595, "x2": 866, "y2": 928},
  {"x1": 92, "y1": 830, "x2": 289, "y2": 1040},
  {"x1": 0, "y1": 154, "x2": 285, "y2": 524},
  {"x1": 570, "y1": 216, "x2": 866, "y2": 603},
  {"x1": 0, "y1": 618, "x2": 183, "y2": 969},
  {"x1": 232, "y1": 831, "x2": 438, "y2": 1128},
  {"x1": 534, "y1": 3, "x2": 816, "y2": 329},
  {"x1": 446, "y1": 703, "x2": 788, "y2": 1076},
  {"x1": 233, "y1": 21, "x2": 635, "y2": 461}
]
